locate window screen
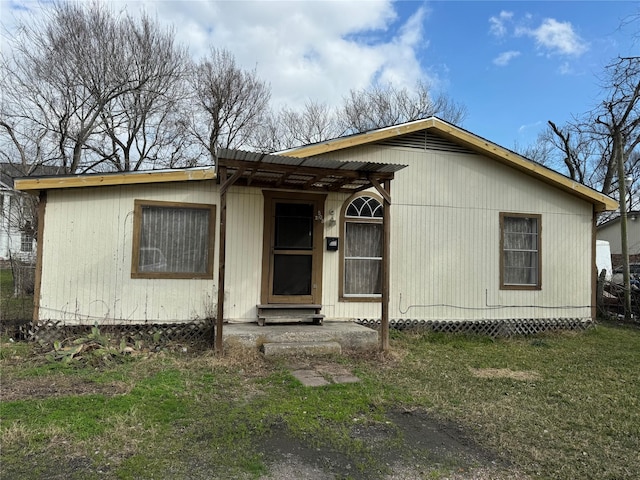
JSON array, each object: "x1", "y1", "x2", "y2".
[
  {"x1": 343, "y1": 195, "x2": 383, "y2": 297},
  {"x1": 132, "y1": 200, "x2": 215, "y2": 279},
  {"x1": 501, "y1": 214, "x2": 541, "y2": 288}
]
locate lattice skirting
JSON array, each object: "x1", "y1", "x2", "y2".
[
  {"x1": 21, "y1": 320, "x2": 214, "y2": 348},
  {"x1": 356, "y1": 318, "x2": 594, "y2": 337}
]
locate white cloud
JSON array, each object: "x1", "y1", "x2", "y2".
[
  {"x1": 489, "y1": 11, "x2": 513, "y2": 38},
  {"x1": 558, "y1": 62, "x2": 573, "y2": 75},
  {"x1": 518, "y1": 121, "x2": 543, "y2": 134},
  {"x1": 129, "y1": 0, "x2": 431, "y2": 109},
  {"x1": 3, "y1": 0, "x2": 434, "y2": 112},
  {"x1": 516, "y1": 18, "x2": 588, "y2": 56},
  {"x1": 493, "y1": 50, "x2": 521, "y2": 66}
]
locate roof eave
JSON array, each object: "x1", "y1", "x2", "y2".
[
  {"x1": 14, "y1": 167, "x2": 217, "y2": 192},
  {"x1": 281, "y1": 117, "x2": 618, "y2": 212}
]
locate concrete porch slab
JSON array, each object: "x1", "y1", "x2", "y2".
[
  {"x1": 262, "y1": 341, "x2": 341, "y2": 357},
  {"x1": 222, "y1": 321, "x2": 378, "y2": 352}
]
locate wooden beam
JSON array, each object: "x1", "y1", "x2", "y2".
[
  {"x1": 215, "y1": 167, "x2": 228, "y2": 354},
  {"x1": 220, "y1": 167, "x2": 244, "y2": 195},
  {"x1": 32, "y1": 191, "x2": 47, "y2": 324},
  {"x1": 369, "y1": 176, "x2": 392, "y2": 204},
  {"x1": 15, "y1": 167, "x2": 216, "y2": 191},
  {"x1": 303, "y1": 173, "x2": 324, "y2": 189},
  {"x1": 281, "y1": 118, "x2": 438, "y2": 158},
  {"x1": 219, "y1": 157, "x2": 395, "y2": 182},
  {"x1": 380, "y1": 178, "x2": 391, "y2": 352},
  {"x1": 591, "y1": 205, "x2": 597, "y2": 321}
]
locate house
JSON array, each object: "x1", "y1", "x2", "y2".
[
  {"x1": 596, "y1": 211, "x2": 640, "y2": 267},
  {"x1": 15, "y1": 118, "x2": 617, "y2": 347},
  {"x1": 0, "y1": 164, "x2": 39, "y2": 263}
]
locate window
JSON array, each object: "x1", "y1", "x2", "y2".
[
  {"x1": 20, "y1": 232, "x2": 33, "y2": 252},
  {"x1": 341, "y1": 194, "x2": 383, "y2": 299},
  {"x1": 500, "y1": 213, "x2": 541, "y2": 289},
  {"x1": 131, "y1": 200, "x2": 216, "y2": 279}
]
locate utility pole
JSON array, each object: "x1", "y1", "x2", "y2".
[{"x1": 615, "y1": 131, "x2": 632, "y2": 321}]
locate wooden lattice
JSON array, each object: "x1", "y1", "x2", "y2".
[
  {"x1": 22, "y1": 320, "x2": 214, "y2": 349},
  {"x1": 356, "y1": 318, "x2": 594, "y2": 337}
]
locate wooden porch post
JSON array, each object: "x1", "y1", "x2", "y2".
[
  {"x1": 380, "y1": 178, "x2": 391, "y2": 352},
  {"x1": 215, "y1": 167, "x2": 227, "y2": 354},
  {"x1": 32, "y1": 191, "x2": 47, "y2": 324}
]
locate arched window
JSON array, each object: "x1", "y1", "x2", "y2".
[{"x1": 341, "y1": 194, "x2": 383, "y2": 299}]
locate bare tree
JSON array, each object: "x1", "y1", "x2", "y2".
[
  {"x1": 532, "y1": 57, "x2": 640, "y2": 320},
  {"x1": 85, "y1": 14, "x2": 192, "y2": 171},
  {"x1": 251, "y1": 101, "x2": 343, "y2": 152},
  {"x1": 340, "y1": 81, "x2": 467, "y2": 134},
  {"x1": 513, "y1": 133, "x2": 556, "y2": 167},
  {"x1": 1, "y1": 2, "x2": 191, "y2": 174},
  {"x1": 533, "y1": 57, "x2": 640, "y2": 199},
  {"x1": 596, "y1": 56, "x2": 640, "y2": 320},
  {"x1": 188, "y1": 48, "x2": 271, "y2": 161},
  {"x1": 254, "y1": 82, "x2": 467, "y2": 153}
]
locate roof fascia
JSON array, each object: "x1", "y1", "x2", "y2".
[
  {"x1": 279, "y1": 118, "x2": 438, "y2": 157},
  {"x1": 14, "y1": 167, "x2": 216, "y2": 192},
  {"x1": 282, "y1": 117, "x2": 618, "y2": 212}
]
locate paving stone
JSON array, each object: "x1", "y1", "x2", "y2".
[
  {"x1": 291, "y1": 369, "x2": 330, "y2": 387},
  {"x1": 332, "y1": 374, "x2": 360, "y2": 384}
]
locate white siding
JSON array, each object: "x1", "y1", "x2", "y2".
[
  {"x1": 319, "y1": 145, "x2": 594, "y2": 321},
  {"x1": 597, "y1": 217, "x2": 640, "y2": 255},
  {"x1": 224, "y1": 187, "x2": 264, "y2": 321},
  {"x1": 38, "y1": 143, "x2": 598, "y2": 325},
  {"x1": 39, "y1": 182, "x2": 221, "y2": 325}
]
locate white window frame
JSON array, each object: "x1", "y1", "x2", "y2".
[{"x1": 340, "y1": 193, "x2": 383, "y2": 301}]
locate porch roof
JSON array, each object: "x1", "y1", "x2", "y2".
[{"x1": 217, "y1": 148, "x2": 406, "y2": 193}]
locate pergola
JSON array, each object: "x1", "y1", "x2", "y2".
[{"x1": 214, "y1": 148, "x2": 407, "y2": 353}]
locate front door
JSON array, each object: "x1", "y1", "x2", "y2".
[{"x1": 262, "y1": 191, "x2": 325, "y2": 304}]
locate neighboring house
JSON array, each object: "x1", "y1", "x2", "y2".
[
  {"x1": 15, "y1": 118, "x2": 617, "y2": 331},
  {"x1": 596, "y1": 210, "x2": 640, "y2": 266},
  {"x1": 0, "y1": 164, "x2": 38, "y2": 263}
]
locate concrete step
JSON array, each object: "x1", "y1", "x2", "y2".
[
  {"x1": 257, "y1": 315, "x2": 324, "y2": 326},
  {"x1": 261, "y1": 340, "x2": 342, "y2": 357},
  {"x1": 257, "y1": 304, "x2": 324, "y2": 326},
  {"x1": 222, "y1": 321, "x2": 379, "y2": 352}
]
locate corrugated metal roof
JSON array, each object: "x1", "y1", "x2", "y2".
[{"x1": 217, "y1": 148, "x2": 406, "y2": 193}]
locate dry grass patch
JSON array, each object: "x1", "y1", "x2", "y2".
[
  {"x1": 469, "y1": 368, "x2": 541, "y2": 381},
  {"x1": 0, "y1": 375, "x2": 131, "y2": 402}
]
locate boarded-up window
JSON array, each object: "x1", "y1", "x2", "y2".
[
  {"x1": 343, "y1": 195, "x2": 383, "y2": 298},
  {"x1": 500, "y1": 213, "x2": 541, "y2": 289},
  {"x1": 132, "y1": 200, "x2": 216, "y2": 279}
]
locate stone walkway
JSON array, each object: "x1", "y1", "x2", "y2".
[{"x1": 290, "y1": 368, "x2": 360, "y2": 387}]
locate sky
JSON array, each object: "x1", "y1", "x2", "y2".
[{"x1": 1, "y1": 0, "x2": 638, "y2": 151}]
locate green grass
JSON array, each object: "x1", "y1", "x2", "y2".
[{"x1": 1, "y1": 323, "x2": 639, "y2": 479}]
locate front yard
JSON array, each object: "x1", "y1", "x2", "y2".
[{"x1": 1, "y1": 322, "x2": 639, "y2": 479}]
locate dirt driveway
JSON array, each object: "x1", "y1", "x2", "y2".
[
  {"x1": 1, "y1": 363, "x2": 530, "y2": 480},
  {"x1": 255, "y1": 408, "x2": 529, "y2": 480}
]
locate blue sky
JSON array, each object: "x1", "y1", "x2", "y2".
[
  {"x1": 410, "y1": 1, "x2": 639, "y2": 149},
  {"x1": 1, "y1": 0, "x2": 638, "y2": 151}
]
